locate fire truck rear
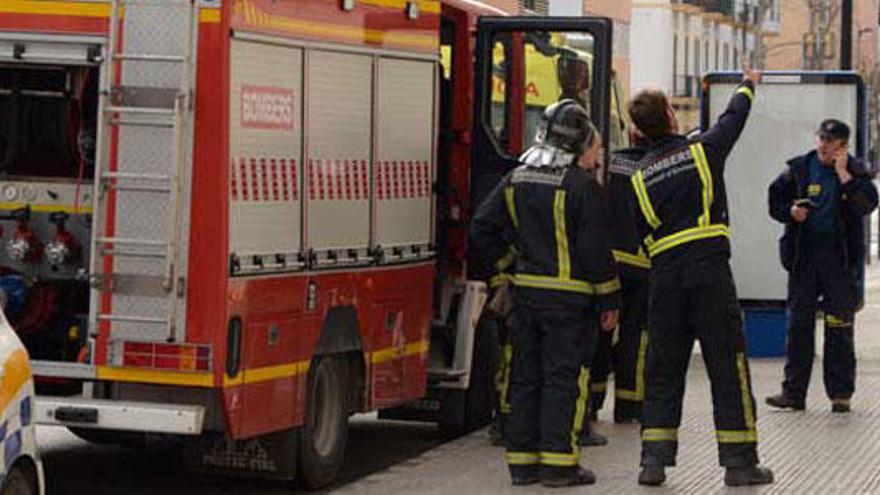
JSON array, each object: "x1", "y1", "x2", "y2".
[{"x1": 0, "y1": 0, "x2": 614, "y2": 488}]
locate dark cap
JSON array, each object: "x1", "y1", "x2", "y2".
[{"x1": 818, "y1": 119, "x2": 850, "y2": 142}]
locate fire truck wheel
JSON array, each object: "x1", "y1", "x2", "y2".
[
  {"x1": 2, "y1": 462, "x2": 36, "y2": 495},
  {"x1": 298, "y1": 354, "x2": 348, "y2": 490},
  {"x1": 438, "y1": 314, "x2": 498, "y2": 436},
  {"x1": 67, "y1": 427, "x2": 146, "y2": 448}
]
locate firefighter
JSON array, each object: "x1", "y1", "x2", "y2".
[
  {"x1": 585, "y1": 130, "x2": 653, "y2": 426},
  {"x1": 628, "y1": 60, "x2": 774, "y2": 487},
  {"x1": 470, "y1": 99, "x2": 620, "y2": 487},
  {"x1": 556, "y1": 53, "x2": 590, "y2": 108},
  {"x1": 765, "y1": 119, "x2": 878, "y2": 413}
]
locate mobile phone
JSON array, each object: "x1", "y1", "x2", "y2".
[{"x1": 794, "y1": 198, "x2": 817, "y2": 210}]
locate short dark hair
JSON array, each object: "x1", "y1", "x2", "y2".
[{"x1": 628, "y1": 89, "x2": 672, "y2": 141}]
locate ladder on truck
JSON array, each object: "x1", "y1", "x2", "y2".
[{"x1": 89, "y1": 0, "x2": 198, "y2": 348}]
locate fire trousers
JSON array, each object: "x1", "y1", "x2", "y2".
[
  {"x1": 783, "y1": 246, "x2": 857, "y2": 402},
  {"x1": 641, "y1": 258, "x2": 759, "y2": 468},
  {"x1": 589, "y1": 275, "x2": 649, "y2": 420},
  {"x1": 506, "y1": 291, "x2": 598, "y2": 477}
]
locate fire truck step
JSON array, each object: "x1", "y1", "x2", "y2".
[
  {"x1": 101, "y1": 249, "x2": 167, "y2": 259},
  {"x1": 97, "y1": 237, "x2": 167, "y2": 247},
  {"x1": 107, "y1": 184, "x2": 172, "y2": 193},
  {"x1": 98, "y1": 314, "x2": 168, "y2": 325},
  {"x1": 105, "y1": 106, "x2": 176, "y2": 116},
  {"x1": 428, "y1": 367, "x2": 468, "y2": 381},
  {"x1": 103, "y1": 172, "x2": 171, "y2": 181},
  {"x1": 113, "y1": 53, "x2": 187, "y2": 63},
  {"x1": 110, "y1": 118, "x2": 175, "y2": 128}
]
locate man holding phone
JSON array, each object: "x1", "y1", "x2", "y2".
[{"x1": 766, "y1": 119, "x2": 878, "y2": 413}]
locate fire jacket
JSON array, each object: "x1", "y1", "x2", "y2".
[
  {"x1": 607, "y1": 145, "x2": 650, "y2": 278},
  {"x1": 470, "y1": 163, "x2": 620, "y2": 310},
  {"x1": 630, "y1": 80, "x2": 756, "y2": 270}
]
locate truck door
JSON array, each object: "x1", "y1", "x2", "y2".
[{"x1": 469, "y1": 16, "x2": 614, "y2": 227}]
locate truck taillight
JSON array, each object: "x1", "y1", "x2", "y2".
[{"x1": 122, "y1": 342, "x2": 211, "y2": 372}]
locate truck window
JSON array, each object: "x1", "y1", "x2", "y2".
[{"x1": 489, "y1": 31, "x2": 596, "y2": 157}]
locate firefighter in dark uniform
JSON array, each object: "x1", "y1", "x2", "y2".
[
  {"x1": 628, "y1": 60, "x2": 774, "y2": 487},
  {"x1": 471, "y1": 99, "x2": 620, "y2": 487},
  {"x1": 765, "y1": 119, "x2": 878, "y2": 413},
  {"x1": 587, "y1": 133, "x2": 652, "y2": 424}
]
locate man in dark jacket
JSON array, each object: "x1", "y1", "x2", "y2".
[
  {"x1": 765, "y1": 119, "x2": 878, "y2": 414},
  {"x1": 470, "y1": 99, "x2": 620, "y2": 487},
  {"x1": 628, "y1": 60, "x2": 773, "y2": 487}
]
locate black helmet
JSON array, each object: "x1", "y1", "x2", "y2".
[
  {"x1": 537, "y1": 99, "x2": 595, "y2": 155},
  {"x1": 557, "y1": 54, "x2": 590, "y2": 106}
]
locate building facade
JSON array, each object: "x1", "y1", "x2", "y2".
[{"x1": 630, "y1": 0, "x2": 781, "y2": 130}]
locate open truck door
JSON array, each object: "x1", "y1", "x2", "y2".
[
  {"x1": 470, "y1": 16, "x2": 614, "y2": 216},
  {"x1": 702, "y1": 72, "x2": 868, "y2": 307}
]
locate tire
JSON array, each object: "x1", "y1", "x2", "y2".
[
  {"x1": 2, "y1": 464, "x2": 34, "y2": 495},
  {"x1": 298, "y1": 355, "x2": 349, "y2": 490},
  {"x1": 67, "y1": 427, "x2": 146, "y2": 448},
  {"x1": 438, "y1": 313, "x2": 499, "y2": 435}
]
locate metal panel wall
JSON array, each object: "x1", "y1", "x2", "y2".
[
  {"x1": 374, "y1": 58, "x2": 434, "y2": 254},
  {"x1": 305, "y1": 51, "x2": 372, "y2": 260},
  {"x1": 229, "y1": 40, "x2": 303, "y2": 270}
]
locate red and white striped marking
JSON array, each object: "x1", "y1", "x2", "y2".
[
  {"x1": 230, "y1": 157, "x2": 300, "y2": 203},
  {"x1": 231, "y1": 158, "x2": 431, "y2": 202}
]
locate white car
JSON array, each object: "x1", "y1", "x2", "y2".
[{"x1": 0, "y1": 310, "x2": 44, "y2": 495}]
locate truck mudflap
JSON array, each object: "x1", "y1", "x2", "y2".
[
  {"x1": 34, "y1": 396, "x2": 205, "y2": 435},
  {"x1": 183, "y1": 430, "x2": 298, "y2": 481}
]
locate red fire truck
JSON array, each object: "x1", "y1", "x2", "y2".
[{"x1": 0, "y1": 0, "x2": 613, "y2": 488}]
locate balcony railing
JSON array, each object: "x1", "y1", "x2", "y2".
[
  {"x1": 677, "y1": 0, "x2": 736, "y2": 19},
  {"x1": 673, "y1": 75, "x2": 700, "y2": 99}
]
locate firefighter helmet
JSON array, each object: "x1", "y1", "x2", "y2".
[
  {"x1": 557, "y1": 54, "x2": 590, "y2": 106},
  {"x1": 537, "y1": 98, "x2": 596, "y2": 155}
]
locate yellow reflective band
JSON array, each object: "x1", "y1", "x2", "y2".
[
  {"x1": 497, "y1": 344, "x2": 513, "y2": 415},
  {"x1": 494, "y1": 246, "x2": 517, "y2": 272},
  {"x1": 717, "y1": 429, "x2": 758, "y2": 444},
  {"x1": 541, "y1": 452, "x2": 580, "y2": 466},
  {"x1": 617, "y1": 330, "x2": 650, "y2": 402},
  {"x1": 825, "y1": 314, "x2": 852, "y2": 328},
  {"x1": 646, "y1": 224, "x2": 730, "y2": 257},
  {"x1": 507, "y1": 452, "x2": 540, "y2": 465},
  {"x1": 613, "y1": 249, "x2": 652, "y2": 269},
  {"x1": 590, "y1": 381, "x2": 608, "y2": 393},
  {"x1": 571, "y1": 366, "x2": 589, "y2": 454},
  {"x1": 554, "y1": 190, "x2": 571, "y2": 280},
  {"x1": 736, "y1": 86, "x2": 755, "y2": 103},
  {"x1": 691, "y1": 143, "x2": 713, "y2": 227},
  {"x1": 489, "y1": 273, "x2": 511, "y2": 288},
  {"x1": 594, "y1": 277, "x2": 623, "y2": 295},
  {"x1": 513, "y1": 274, "x2": 621, "y2": 296},
  {"x1": 504, "y1": 186, "x2": 519, "y2": 228},
  {"x1": 736, "y1": 352, "x2": 756, "y2": 432},
  {"x1": 632, "y1": 171, "x2": 661, "y2": 229},
  {"x1": 642, "y1": 428, "x2": 678, "y2": 442}
]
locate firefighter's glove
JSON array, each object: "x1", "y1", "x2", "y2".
[{"x1": 487, "y1": 281, "x2": 513, "y2": 317}]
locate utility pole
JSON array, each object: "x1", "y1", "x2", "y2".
[{"x1": 841, "y1": 0, "x2": 852, "y2": 69}]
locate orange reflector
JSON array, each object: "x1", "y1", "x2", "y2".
[{"x1": 122, "y1": 341, "x2": 211, "y2": 372}]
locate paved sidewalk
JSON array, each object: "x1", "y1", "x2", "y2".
[{"x1": 336, "y1": 265, "x2": 880, "y2": 494}]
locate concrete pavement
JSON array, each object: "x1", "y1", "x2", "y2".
[{"x1": 334, "y1": 265, "x2": 880, "y2": 494}]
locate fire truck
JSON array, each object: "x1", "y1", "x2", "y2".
[{"x1": 0, "y1": 0, "x2": 614, "y2": 488}]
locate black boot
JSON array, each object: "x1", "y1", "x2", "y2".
[
  {"x1": 765, "y1": 394, "x2": 805, "y2": 411},
  {"x1": 540, "y1": 466, "x2": 596, "y2": 487},
  {"x1": 725, "y1": 465, "x2": 774, "y2": 486},
  {"x1": 831, "y1": 399, "x2": 851, "y2": 413},
  {"x1": 638, "y1": 465, "x2": 666, "y2": 486},
  {"x1": 579, "y1": 430, "x2": 608, "y2": 447}
]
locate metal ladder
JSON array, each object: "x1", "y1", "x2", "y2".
[{"x1": 89, "y1": 0, "x2": 197, "y2": 345}]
